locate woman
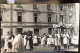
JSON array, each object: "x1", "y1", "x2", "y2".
[
  {"x1": 47, "y1": 35, "x2": 54, "y2": 47},
  {"x1": 71, "y1": 34, "x2": 79, "y2": 48},
  {"x1": 33, "y1": 35, "x2": 38, "y2": 46},
  {"x1": 41, "y1": 34, "x2": 46, "y2": 47},
  {"x1": 54, "y1": 33, "x2": 61, "y2": 50},
  {"x1": 25, "y1": 35, "x2": 31, "y2": 51},
  {"x1": 4, "y1": 31, "x2": 14, "y2": 52},
  {"x1": 4, "y1": 32, "x2": 10, "y2": 52},
  {"x1": 7, "y1": 31, "x2": 14, "y2": 52},
  {"x1": 63, "y1": 33, "x2": 69, "y2": 49},
  {"x1": 23, "y1": 31, "x2": 28, "y2": 50},
  {"x1": 12, "y1": 31, "x2": 24, "y2": 52}
]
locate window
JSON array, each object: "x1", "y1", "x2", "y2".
[
  {"x1": 48, "y1": 28, "x2": 52, "y2": 35},
  {"x1": 47, "y1": 4, "x2": 50, "y2": 10},
  {"x1": 60, "y1": 15, "x2": 64, "y2": 22},
  {"x1": 34, "y1": 13, "x2": 38, "y2": 22},
  {"x1": 33, "y1": 4, "x2": 37, "y2": 9},
  {"x1": 18, "y1": 16, "x2": 22, "y2": 22},
  {"x1": 60, "y1": 5, "x2": 64, "y2": 11},
  {"x1": 48, "y1": 14, "x2": 51, "y2": 23}
]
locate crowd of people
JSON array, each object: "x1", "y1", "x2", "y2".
[
  {"x1": 1, "y1": 30, "x2": 79, "y2": 52},
  {"x1": 1, "y1": 30, "x2": 33, "y2": 52},
  {"x1": 33, "y1": 32, "x2": 79, "y2": 50}
]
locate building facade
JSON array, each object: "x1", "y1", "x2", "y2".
[{"x1": 1, "y1": 4, "x2": 77, "y2": 36}]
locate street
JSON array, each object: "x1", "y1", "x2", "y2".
[
  {"x1": 1, "y1": 46, "x2": 78, "y2": 53},
  {"x1": 33, "y1": 45, "x2": 78, "y2": 52}
]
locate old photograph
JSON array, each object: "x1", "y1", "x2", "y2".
[{"x1": 1, "y1": 3, "x2": 79, "y2": 52}]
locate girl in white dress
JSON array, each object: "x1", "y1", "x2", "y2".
[
  {"x1": 12, "y1": 32, "x2": 24, "y2": 52},
  {"x1": 33, "y1": 35, "x2": 38, "y2": 46},
  {"x1": 71, "y1": 35, "x2": 79, "y2": 48},
  {"x1": 47, "y1": 35, "x2": 54, "y2": 46},
  {"x1": 4, "y1": 32, "x2": 10, "y2": 52},
  {"x1": 4, "y1": 31, "x2": 14, "y2": 52},
  {"x1": 41, "y1": 35, "x2": 46, "y2": 47},
  {"x1": 63, "y1": 33, "x2": 69, "y2": 49}
]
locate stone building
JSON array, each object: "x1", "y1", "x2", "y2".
[{"x1": 1, "y1": 4, "x2": 78, "y2": 37}]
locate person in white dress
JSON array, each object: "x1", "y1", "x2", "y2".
[
  {"x1": 24, "y1": 34, "x2": 27, "y2": 50},
  {"x1": 47, "y1": 35, "x2": 54, "y2": 47},
  {"x1": 12, "y1": 32, "x2": 24, "y2": 52},
  {"x1": 26, "y1": 35, "x2": 31, "y2": 50},
  {"x1": 4, "y1": 32, "x2": 10, "y2": 52},
  {"x1": 63, "y1": 33, "x2": 69, "y2": 49},
  {"x1": 71, "y1": 34, "x2": 79, "y2": 48},
  {"x1": 7, "y1": 31, "x2": 14, "y2": 52},
  {"x1": 41, "y1": 34, "x2": 46, "y2": 47},
  {"x1": 54, "y1": 32, "x2": 61, "y2": 50},
  {"x1": 4, "y1": 31, "x2": 14, "y2": 52},
  {"x1": 33, "y1": 35, "x2": 38, "y2": 46}
]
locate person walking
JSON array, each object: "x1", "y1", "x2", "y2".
[
  {"x1": 47, "y1": 35, "x2": 54, "y2": 47},
  {"x1": 71, "y1": 34, "x2": 79, "y2": 48},
  {"x1": 7, "y1": 31, "x2": 14, "y2": 52},
  {"x1": 12, "y1": 31, "x2": 24, "y2": 52},
  {"x1": 33, "y1": 35, "x2": 38, "y2": 46},
  {"x1": 63, "y1": 32, "x2": 69, "y2": 49},
  {"x1": 41, "y1": 34, "x2": 46, "y2": 47},
  {"x1": 4, "y1": 31, "x2": 10, "y2": 52},
  {"x1": 54, "y1": 32, "x2": 61, "y2": 50}
]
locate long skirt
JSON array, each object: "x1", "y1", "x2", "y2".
[
  {"x1": 47, "y1": 38, "x2": 54, "y2": 45},
  {"x1": 26, "y1": 40, "x2": 30, "y2": 49}
]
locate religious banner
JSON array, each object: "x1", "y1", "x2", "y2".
[{"x1": 7, "y1": 0, "x2": 15, "y2": 4}]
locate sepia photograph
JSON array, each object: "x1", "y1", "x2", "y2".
[{"x1": 0, "y1": 3, "x2": 79, "y2": 53}]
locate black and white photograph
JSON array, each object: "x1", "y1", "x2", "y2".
[{"x1": 0, "y1": 3, "x2": 79, "y2": 52}]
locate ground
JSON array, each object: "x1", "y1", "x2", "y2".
[
  {"x1": 33, "y1": 45, "x2": 78, "y2": 52},
  {"x1": 1, "y1": 45, "x2": 78, "y2": 53}
]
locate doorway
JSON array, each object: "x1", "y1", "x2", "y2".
[
  {"x1": 17, "y1": 28, "x2": 23, "y2": 34},
  {"x1": 34, "y1": 29, "x2": 39, "y2": 35}
]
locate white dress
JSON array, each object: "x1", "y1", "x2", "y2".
[
  {"x1": 24, "y1": 35, "x2": 27, "y2": 47},
  {"x1": 63, "y1": 34, "x2": 69, "y2": 45},
  {"x1": 12, "y1": 34, "x2": 24, "y2": 52},
  {"x1": 47, "y1": 35, "x2": 54, "y2": 45},
  {"x1": 41, "y1": 37, "x2": 46, "y2": 45},
  {"x1": 26, "y1": 40, "x2": 30, "y2": 49},
  {"x1": 54, "y1": 34, "x2": 61, "y2": 46},
  {"x1": 33, "y1": 36, "x2": 38, "y2": 44},
  {"x1": 47, "y1": 38, "x2": 54, "y2": 45},
  {"x1": 4, "y1": 36, "x2": 9, "y2": 50},
  {"x1": 71, "y1": 35, "x2": 79, "y2": 45}
]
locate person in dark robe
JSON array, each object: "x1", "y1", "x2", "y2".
[{"x1": 28, "y1": 31, "x2": 33, "y2": 51}]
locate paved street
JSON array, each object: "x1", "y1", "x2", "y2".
[
  {"x1": 33, "y1": 45, "x2": 78, "y2": 52},
  {"x1": 1, "y1": 46, "x2": 78, "y2": 53}
]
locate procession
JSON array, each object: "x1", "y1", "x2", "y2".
[
  {"x1": 33, "y1": 31, "x2": 79, "y2": 50},
  {"x1": 1, "y1": 29, "x2": 79, "y2": 52},
  {"x1": 1, "y1": 4, "x2": 79, "y2": 52}
]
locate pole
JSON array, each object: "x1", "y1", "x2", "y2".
[{"x1": 10, "y1": 4, "x2": 13, "y2": 33}]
